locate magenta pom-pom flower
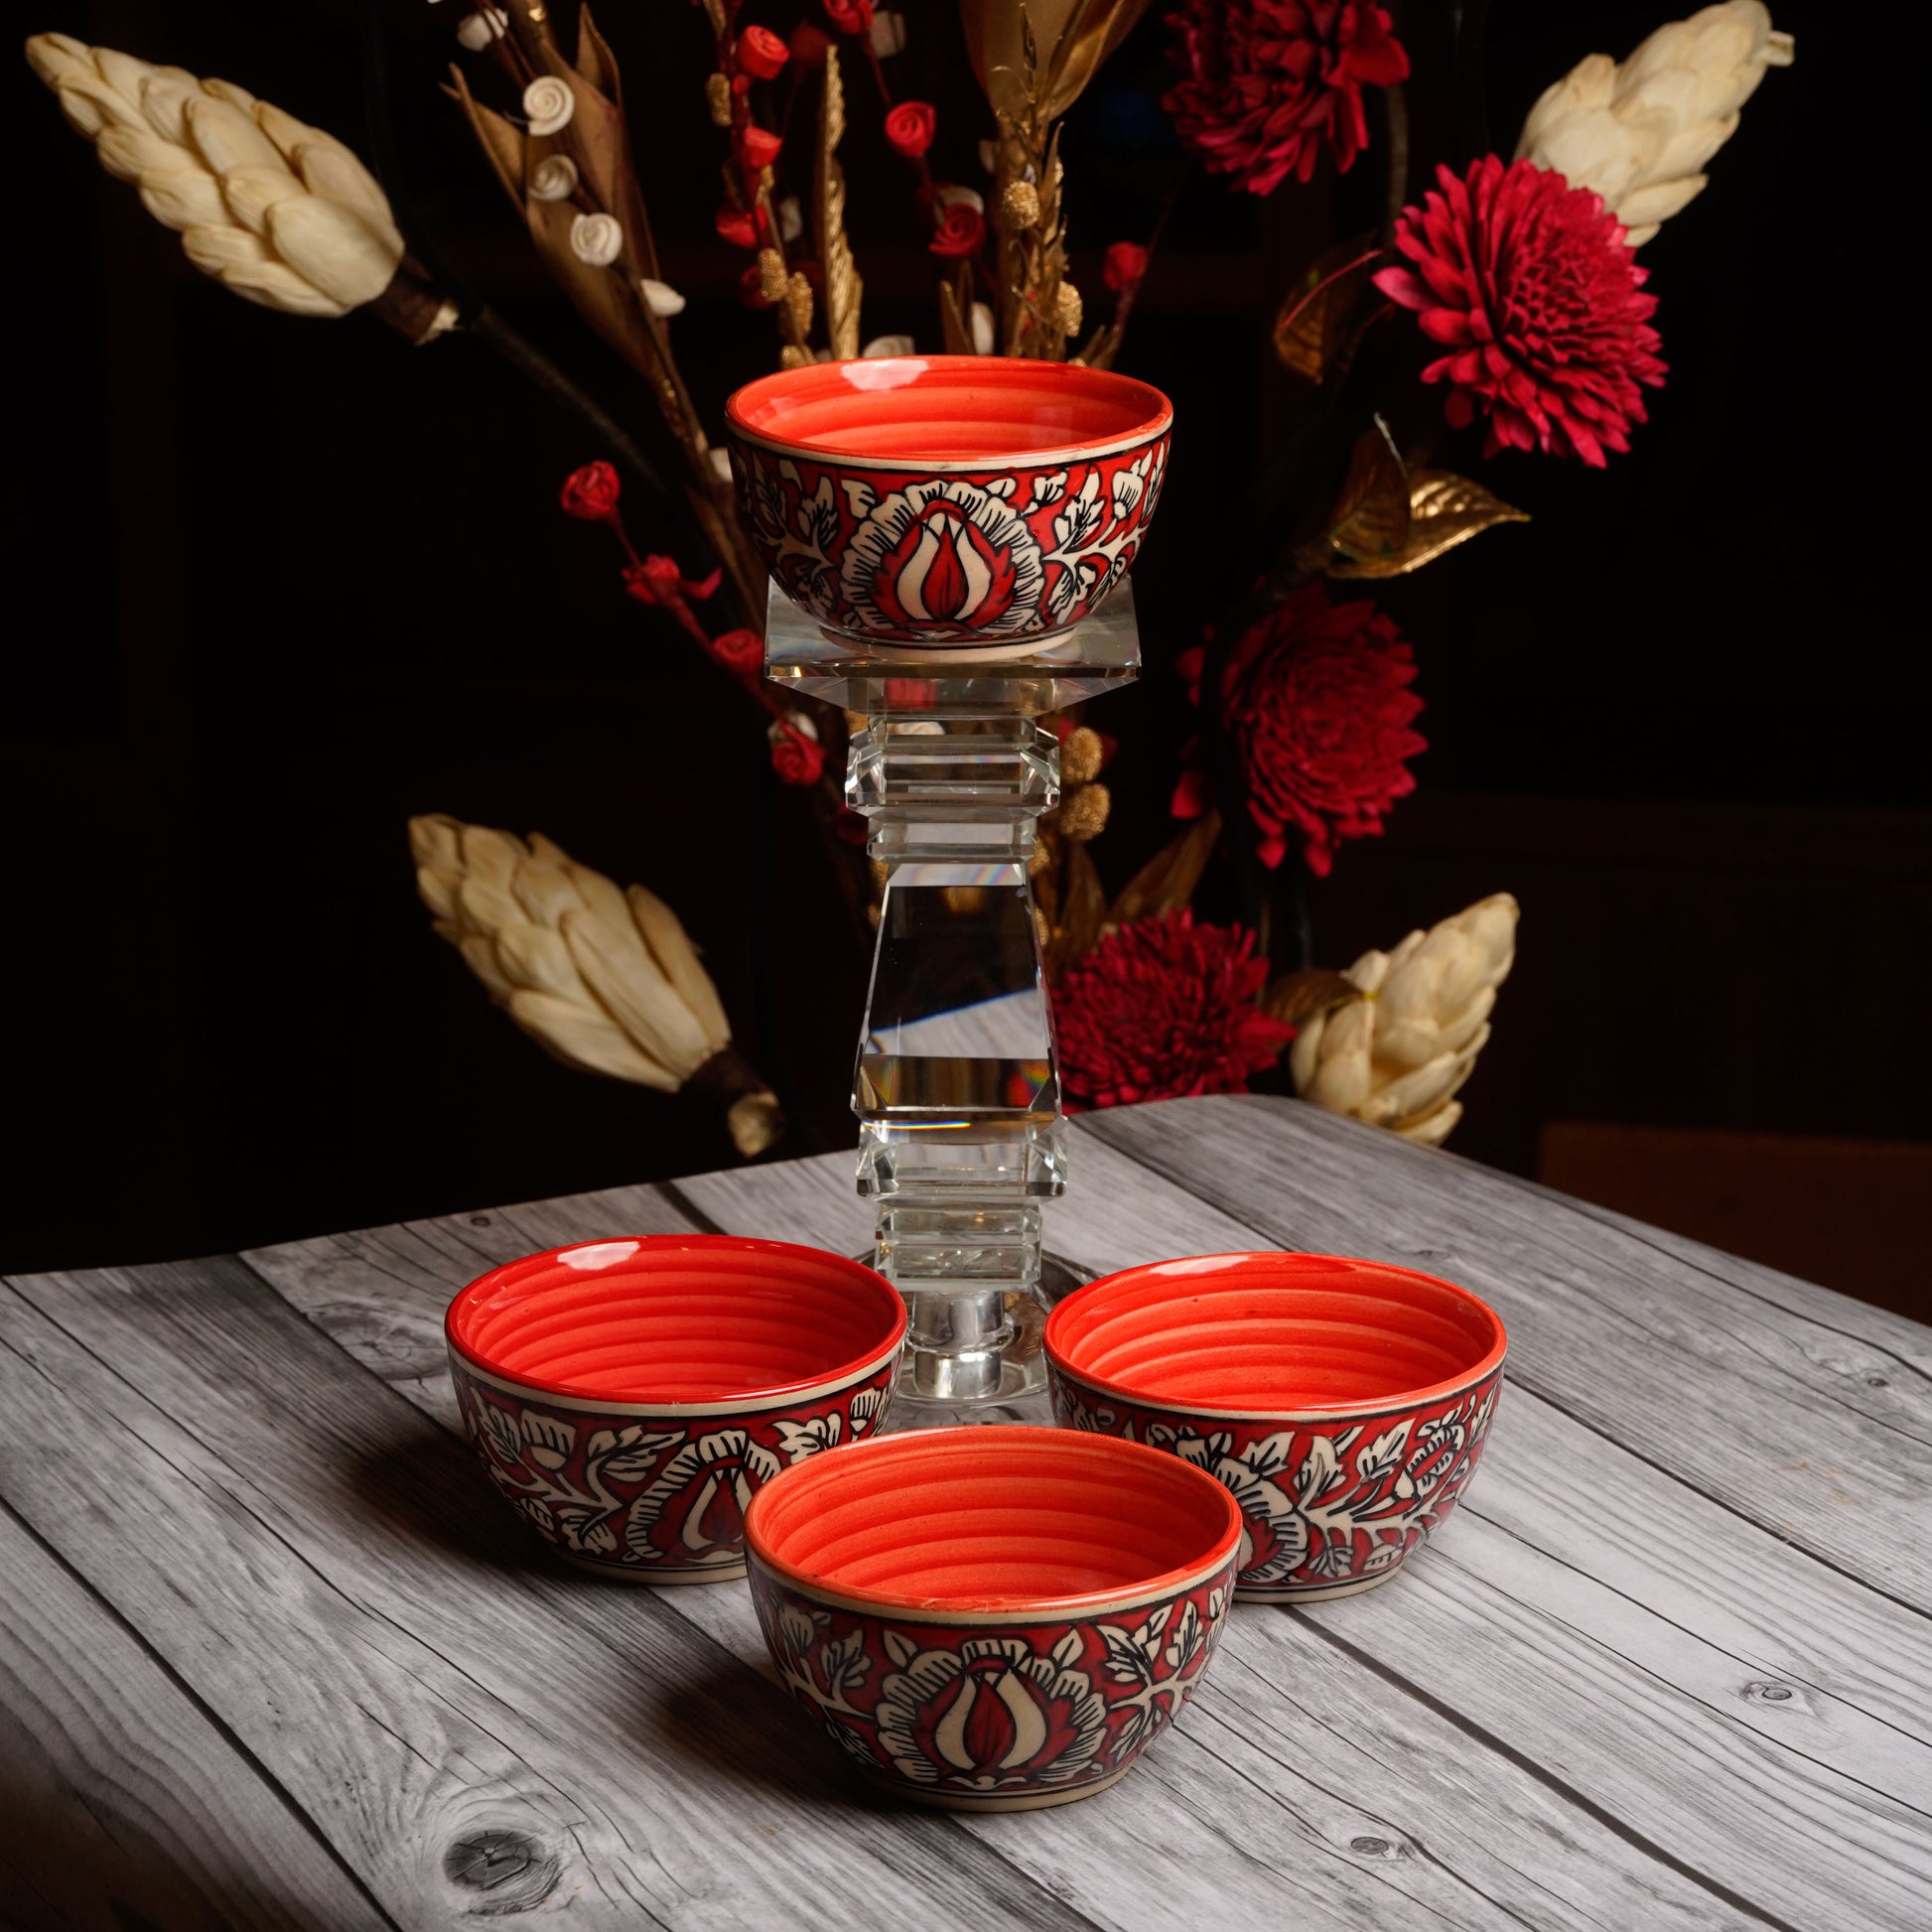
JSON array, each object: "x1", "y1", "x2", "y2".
[{"x1": 1373, "y1": 156, "x2": 1667, "y2": 466}]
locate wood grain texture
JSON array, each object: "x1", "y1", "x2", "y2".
[
  {"x1": 0, "y1": 1262, "x2": 1089, "y2": 1932},
  {"x1": 679, "y1": 1121, "x2": 1932, "y2": 1930},
  {"x1": 0, "y1": 1502, "x2": 391, "y2": 1932},
  {"x1": 1086, "y1": 1096, "x2": 1932, "y2": 1610},
  {"x1": 12, "y1": 1096, "x2": 1932, "y2": 1931},
  {"x1": 250, "y1": 1177, "x2": 1768, "y2": 1929}
]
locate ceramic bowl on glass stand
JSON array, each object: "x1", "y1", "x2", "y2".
[{"x1": 727, "y1": 356, "x2": 1172, "y2": 1424}]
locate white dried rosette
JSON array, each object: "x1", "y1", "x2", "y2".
[
  {"x1": 409, "y1": 815, "x2": 783, "y2": 1158},
  {"x1": 26, "y1": 33, "x2": 447, "y2": 332},
  {"x1": 1516, "y1": 2, "x2": 1794, "y2": 247},
  {"x1": 1290, "y1": 894, "x2": 1519, "y2": 1148}
]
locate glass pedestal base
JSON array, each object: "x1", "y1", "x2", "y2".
[{"x1": 766, "y1": 581, "x2": 1138, "y2": 1409}]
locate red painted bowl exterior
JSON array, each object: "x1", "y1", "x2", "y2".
[
  {"x1": 725, "y1": 356, "x2": 1172, "y2": 648},
  {"x1": 445, "y1": 1236, "x2": 906, "y2": 1584},
  {"x1": 742, "y1": 1427, "x2": 1240, "y2": 1810},
  {"x1": 1044, "y1": 1254, "x2": 1505, "y2": 1600}
]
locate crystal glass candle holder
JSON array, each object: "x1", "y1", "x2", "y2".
[
  {"x1": 729, "y1": 354, "x2": 1170, "y2": 1414},
  {"x1": 765, "y1": 583, "x2": 1140, "y2": 1408}
]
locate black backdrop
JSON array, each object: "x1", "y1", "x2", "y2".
[{"x1": 7, "y1": 0, "x2": 1924, "y2": 1273}]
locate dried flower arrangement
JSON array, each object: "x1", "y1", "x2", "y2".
[{"x1": 27, "y1": 2, "x2": 1792, "y2": 1156}]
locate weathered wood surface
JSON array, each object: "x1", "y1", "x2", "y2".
[{"x1": 3, "y1": 1096, "x2": 1927, "y2": 1930}]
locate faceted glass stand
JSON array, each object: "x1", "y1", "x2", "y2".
[
  {"x1": 765, "y1": 577, "x2": 1141, "y2": 717},
  {"x1": 765, "y1": 582, "x2": 1140, "y2": 1414}
]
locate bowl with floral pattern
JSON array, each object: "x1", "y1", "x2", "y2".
[
  {"x1": 742, "y1": 1424, "x2": 1239, "y2": 1810},
  {"x1": 725, "y1": 354, "x2": 1172, "y2": 653},
  {"x1": 446, "y1": 1235, "x2": 905, "y2": 1584},
  {"x1": 1045, "y1": 1254, "x2": 1506, "y2": 1602}
]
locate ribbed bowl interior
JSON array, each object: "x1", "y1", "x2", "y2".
[
  {"x1": 1047, "y1": 1254, "x2": 1504, "y2": 1412},
  {"x1": 747, "y1": 1426, "x2": 1239, "y2": 1607},
  {"x1": 447, "y1": 1237, "x2": 904, "y2": 1403},
  {"x1": 728, "y1": 356, "x2": 1170, "y2": 461}
]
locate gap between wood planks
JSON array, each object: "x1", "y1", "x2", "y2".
[
  {"x1": 664, "y1": 1124, "x2": 1932, "y2": 1925},
  {"x1": 1079, "y1": 1096, "x2": 1932, "y2": 1613},
  {"x1": 232, "y1": 1111, "x2": 1932, "y2": 1931},
  {"x1": 0, "y1": 1268, "x2": 1101, "y2": 1932},
  {"x1": 0, "y1": 1493, "x2": 400, "y2": 1932},
  {"x1": 229, "y1": 1197, "x2": 1777, "y2": 1924}
]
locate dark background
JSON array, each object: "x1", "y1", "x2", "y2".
[{"x1": 8, "y1": 2, "x2": 1925, "y2": 1298}]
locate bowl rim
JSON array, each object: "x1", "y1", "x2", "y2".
[
  {"x1": 741, "y1": 1423, "x2": 1243, "y2": 1621},
  {"x1": 724, "y1": 354, "x2": 1173, "y2": 472},
  {"x1": 444, "y1": 1234, "x2": 907, "y2": 1416},
  {"x1": 1043, "y1": 1251, "x2": 1508, "y2": 1424}
]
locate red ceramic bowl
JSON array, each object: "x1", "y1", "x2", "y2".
[
  {"x1": 742, "y1": 1425, "x2": 1240, "y2": 1811},
  {"x1": 1045, "y1": 1255, "x2": 1506, "y2": 1602},
  {"x1": 725, "y1": 355, "x2": 1172, "y2": 650},
  {"x1": 446, "y1": 1236, "x2": 906, "y2": 1584}
]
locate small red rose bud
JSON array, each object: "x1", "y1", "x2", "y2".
[
  {"x1": 822, "y1": 0, "x2": 875, "y2": 37},
  {"x1": 559, "y1": 461, "x2": 621, "y2": 520},
  {"x1": 715, "y1": 206, "x2": 760, "y2": 249},
  {"x1": 788, "y1": 23, "x2": 831, "y2": 66},
  {"x1": 928, "y1": 201, "x2": 986, "y2": 260},
  {"x1": 884, "y1": 100, "x2": 935, "y2": 159},
  {"x1": 736, "y1": 25, "x2": 789, "y2": 79},
  {"x1": 708, "y1": 628, "x2": 764, "y2": 674},
  {"x1": 738, "y1": 263, "x2": 773, "y2": 308},
  {"x1": 1103, "y1": 240, "x2": 1150, "y2": 293},
  {"x1": 769, "y1": 721, "x2": 826, "y2": 786},
  {"x1": 738, "y1": 125, "x2": 782, "y2": 172}
]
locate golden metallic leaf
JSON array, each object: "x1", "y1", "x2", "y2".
[
  {"x1": 960, "y1": 0, "x2": 1152, "y2": 124},
  {"x1": 1263, "y1": 969, "x2": 1362, "y2": 1031},
  {"x1": 1324, "y1": 418, "x2": 1410, "y2": 572},
  {"x1": 1048, "y1": 839, "x2": 1108, "y2": 981},
  {"x1": 1106, "y1": 809, "x2": 1221, "y2": 931},
  {"x1": 1272, "y1": 233, "x2": 1380, "y2": 383},
  {"x1": 938, "y1": 267, "x2": 977, "y2": 354},
  {"x1": 1328, "y1": 470, "x2": 1530, "y2": 579}
]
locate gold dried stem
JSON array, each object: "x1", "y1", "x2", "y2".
[
  {"x1": 814, "y1": 48, "x2": 863, "y2": 360},
  {"x1": 961, "y1": 1, "x2": 1153, "y2": 125},
  {"x1": 998, "y1": 119, "x2": 1069, "y2": 359},
  {"x1": 970, "y1": 3, "x2": 1149, "y2": 359}
]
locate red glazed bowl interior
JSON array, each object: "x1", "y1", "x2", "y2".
[
  {"x1": 446, "y1": 1236, "x2": 906, "y2": 1404},
  {"x1": 744, "y1": 1425, "x2": 1241, "y2": 1612},
  {"x1": 727, "y1": 355, "x2": 1172, "y2": 464},
  {"x1": 1045, "y1": 1253, "x2": 1506, "y2": 1415}
]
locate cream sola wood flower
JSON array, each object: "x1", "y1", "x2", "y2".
[
  {"x1": 1516, "y1": 2, "x2": 1793, "y2": 247},
  {"x1": 409, "y1": 815, "x2": 784, "y2": 1159},
  {"x1": 1290, "y1": 895, "x2": 1519, "y2": 1148},
  {"x1": 26, "y1": 33, "x2": 449, "y2": 331}
]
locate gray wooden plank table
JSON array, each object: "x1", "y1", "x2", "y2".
[{"x1": 3, "y1": 1093, "x2": 1926, "y2": 1931}]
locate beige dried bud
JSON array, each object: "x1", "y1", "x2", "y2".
[
  {"x1": 1290, "y1": 893, "x2": 1519, "y2": 1146},
  {"x1": 1028, "y1": 826, "x2": 1057, "y2": 879},
  {"x1": 408, "y1": 816, "x2": 786, "y2": 1157},
  {"x1": 26, "y1": 34, "x2": 404, "y2": 318},
  {"x1": 1055, "y1": 781, "x2": 1110, "y2": 843},
  {"x1": 786, "y1": 270, "x2": 814, "y2": 336},
  {"x1": 757, "y1": 247, "x2": 787, "y2": 304},
  {"x1": 410, "y1": 814, "x2": 725, "y2": 1089},
  {"x1": 1002, "y1": 179, "x2": 1041, "y2": 230},
  {"x1": 705, "y1": 72, "x2": 733, "y2": 127},
  {"x1": 779, "y1": 344, "x2": 814, "y2": 369},
  {"x1": 1059, "y1": 726, "x2": 1104, "y2": 787},
  {"x1": 1516, "y1": 1, "x2": 1793, "y2": 247},
  {"x1": 1055, "y1": 281, "x2": 1084, "y2": 338}
]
